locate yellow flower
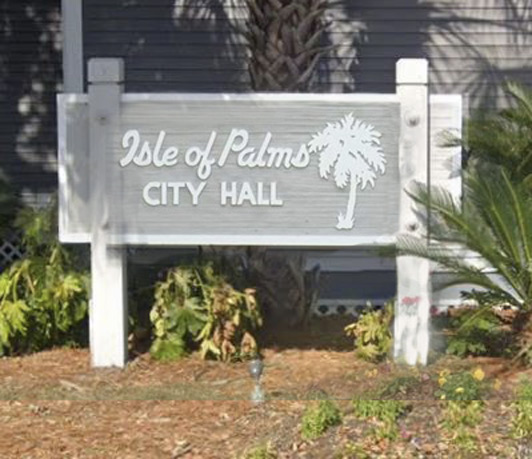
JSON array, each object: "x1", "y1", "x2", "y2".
[
  {"x1": 438, "y1": 377, "x2": 447, "y2": 386},
  {"x1": 365, "y1": 369, "x2": 378, "y2": 378},
  {"x1": 439, "y1": 369, "x2": 451, "y2": 378},
  {"x1": 455, "y1": 387, "x2": 464, "y2": 393},
  {"x1": 440, "y1": 394, "x2": 446, "y2": 400},
  {"x1": 472, "y1": 367, "x2": 485, "y2": 381},
  {"x1": 493, "y1": 379, "x2": 502, "y2": 391}
]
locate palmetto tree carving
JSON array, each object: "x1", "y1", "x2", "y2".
[{"x1": 308, "y1": 113, "x2": 386, "y2": 229}]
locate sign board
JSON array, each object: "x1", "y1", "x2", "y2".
[
  {"x1": 57, "y1": 58, "x2": 462, "y2": 369},
  {"x1": 59, "y1": 94, "x2": 400, "y2": 246}
]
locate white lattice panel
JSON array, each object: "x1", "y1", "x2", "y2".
[{"x1": 0, "y1": 233, "x2": 24, "y2": 268}]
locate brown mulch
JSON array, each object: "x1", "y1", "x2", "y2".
[{"x1": 1, "y1": 326, "x2": 532, "y2": 458}]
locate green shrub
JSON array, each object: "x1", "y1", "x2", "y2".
[
  {"x1": 511, "y1": 377, "x2": 532, "y2": 439},
  {"x1": 0, "y1": 203, "x2": 89, "y2": 355},
  {"x1": 441, "y1": 400, "x2": 484, "y2": 452},
  {"x1": 301, "y1": 399, "x2": 342, "y2": 440},
  {"x1": 351, "y1": 399, "x2": 407, "y2": 441},
  {"x1": 446, "y1": 306, "x2": 510, "y2": 358},
  {"x1": 461, "y1": 82, "x2": 532, "y2": 190},
  {"x1": 344, "y1": 302, "x2": 393, "y2": 363},
  {"x1": 149, "y1": 263, "x2": 262, "y2": 362}
]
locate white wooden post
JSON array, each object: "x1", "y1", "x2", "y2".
[
  {"x1": 395, "y1": 59, "x2": 431, "y2": 365},
  {"x1": 88, "y1": 58, "x2": 128, "y2": 368}
]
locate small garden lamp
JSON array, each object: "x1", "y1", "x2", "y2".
[{"x1": 248, "y1": 356, "x2": 265, "y2": 404}]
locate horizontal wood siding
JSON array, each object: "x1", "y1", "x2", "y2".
[
  {"x1": 84, "y1": 0, "x2": 532, "y2": 111},
  {"x1": 0, "y1": 0, "x2": 62, "y2": 203}
]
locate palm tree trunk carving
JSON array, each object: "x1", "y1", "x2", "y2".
[
  {"x1": 241, "y1": 0, "x2": 329, "y2": 326},
  {"x1": 337, "y1": 177, "x2": 357, "y2": 229}
]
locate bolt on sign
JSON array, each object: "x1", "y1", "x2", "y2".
[{"x1": 59, "y1": 94, "x2": 400, "y2": 246}]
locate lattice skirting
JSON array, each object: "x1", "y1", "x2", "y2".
[
  {"x1": 0, "y1": 232, "x2": 24, "y2": 269},
  {"x1": 312, "y1": 299, "x2": 388, "y2": 318}
]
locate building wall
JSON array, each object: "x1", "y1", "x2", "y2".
[
  {"x1": 2, "y1": 0, "x2": 530, "y2": 200},
  {"x1": 83, "y1": 0, "x2": 532, "y2": 111},
  {"x1": 0, "y1": 0, "x2": 62, "y2": 203}
]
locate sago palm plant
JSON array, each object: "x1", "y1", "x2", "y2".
[
  {"x1": 449, "y1": 82, "x2": 532, "y2": 190},
  {"x1": 397, "y1": 166, "x2": 532, "y2": 358}
]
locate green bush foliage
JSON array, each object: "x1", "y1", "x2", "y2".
[
  {"x1": 149, "y1": 263, "x2": 262, "y2": 362},
  {"x1": 446, "y1": 307, "x2": 511, "y2": 358},
  {"x1": 462, "y1": 82, "x2": 532, "y2": 190},
  {"x1": 0, "y1": 203, "x2": 89, "y2": 355},
  {"x1": 344, "y1": 303, "x2": 393, "y2": 363},
  {"x1": 511, "y1": 377, "x2": 532, "y2": 439},
  {"x1": 300, "y1": 399, "x2": 342, "y2": 441}
]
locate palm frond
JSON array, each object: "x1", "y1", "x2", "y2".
[{"x1": 399, "y1": 167, "x2": 532, "y2": 308}]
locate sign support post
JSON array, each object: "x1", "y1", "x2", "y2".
[
  {"x1": 88, "y1": 58, "x2": 128, "y2": 368},
  {"x1": 395, "y1": 58, "x2": 431, "y2": 365}
]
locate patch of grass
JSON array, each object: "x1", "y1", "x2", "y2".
[
  {"x1": 335, "y1": 441, "x2": 371, "y2": 458},
  {"x1": 301, "y1": 399, "x2": 342, "y2": 441},
  {"x1": 241, "y1": 442, "x2": 277, "y2": 459},
  {"x1": 441, "y1": 400, "x2": 484, "y2": 452},
  {"x1": 377, "y1": 375, "x2": 420, "y2": 399},
  {"x1": 351, "y1": 399, "x2": 408, "y2": 441},
  {"x1": 512, "y1": 377, "x2": 532, "y2": 439}
]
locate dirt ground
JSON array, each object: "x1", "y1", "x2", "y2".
[{"x1": 1, "y1": 319, "x2": 531, "y2": 458}]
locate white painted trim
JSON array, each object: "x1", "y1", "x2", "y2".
[
  {"x1": 57, "y1": 94, "x2": 90, "y2": 243},
  {"x1": 61, "y1": 232, "x2": 91, "y2": 244},
  {"x1": 57, "y1": 94, "x2": 69, "y2": 242},
  {"x1": 121, "y1": 93, "x2": 400, "y2": 103},
  {"x1": 107, "y1": 234, "x2": 397, "y2": 247},
  {"x1": 61, "y1": 0, "x2": 84, "y2": 93}
]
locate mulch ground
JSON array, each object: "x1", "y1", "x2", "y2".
[{"x1": 1, "y1": 319, "x2": 532, "y2": 458}]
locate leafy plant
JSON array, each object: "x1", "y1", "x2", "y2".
[
  {"x1": 301, "y1": 399, "x2": 342, "y2": 440},
  {"x1": 441, "y1": 400, "x2": 484, "y2": 452},
  {"x1": 458, "y1": 82, "x2": 532, "y2": 190},
  {"x1": 435, "y1": 368, "x2": 488, "y2": 401},
  {"x1": 345, "y1": 302, "x2": 393, "y2": 362},
  {"x1": 0, "y1": 202, "x2": 89, "y2": 355},
  {"x1": 150, "y1": 263, "x2": 262, "y2": 362},
  {"x1": 445, "y1": 306, "x2": 511, "y2": 358},
  {"x1": 351, "y1": 399, "x2": 407, "y2": 441},
  {"x1": 511, "y1": 377, "x2": 532, "y2": 439}
]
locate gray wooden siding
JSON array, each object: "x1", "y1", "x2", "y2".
[
  {"x1": 84, "y1": 0, "x2": 532, "y2": 112},
  {"x1": 0, "y1": 0, "x2": 62, "y2": 203}
]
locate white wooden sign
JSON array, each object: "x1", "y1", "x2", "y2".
[
  {"x1": 60, "y1": 94, "x2": 401, "y2": 246},
  {"x1": 57, "y1": 58, "x2": 461, "y2": 368}
]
